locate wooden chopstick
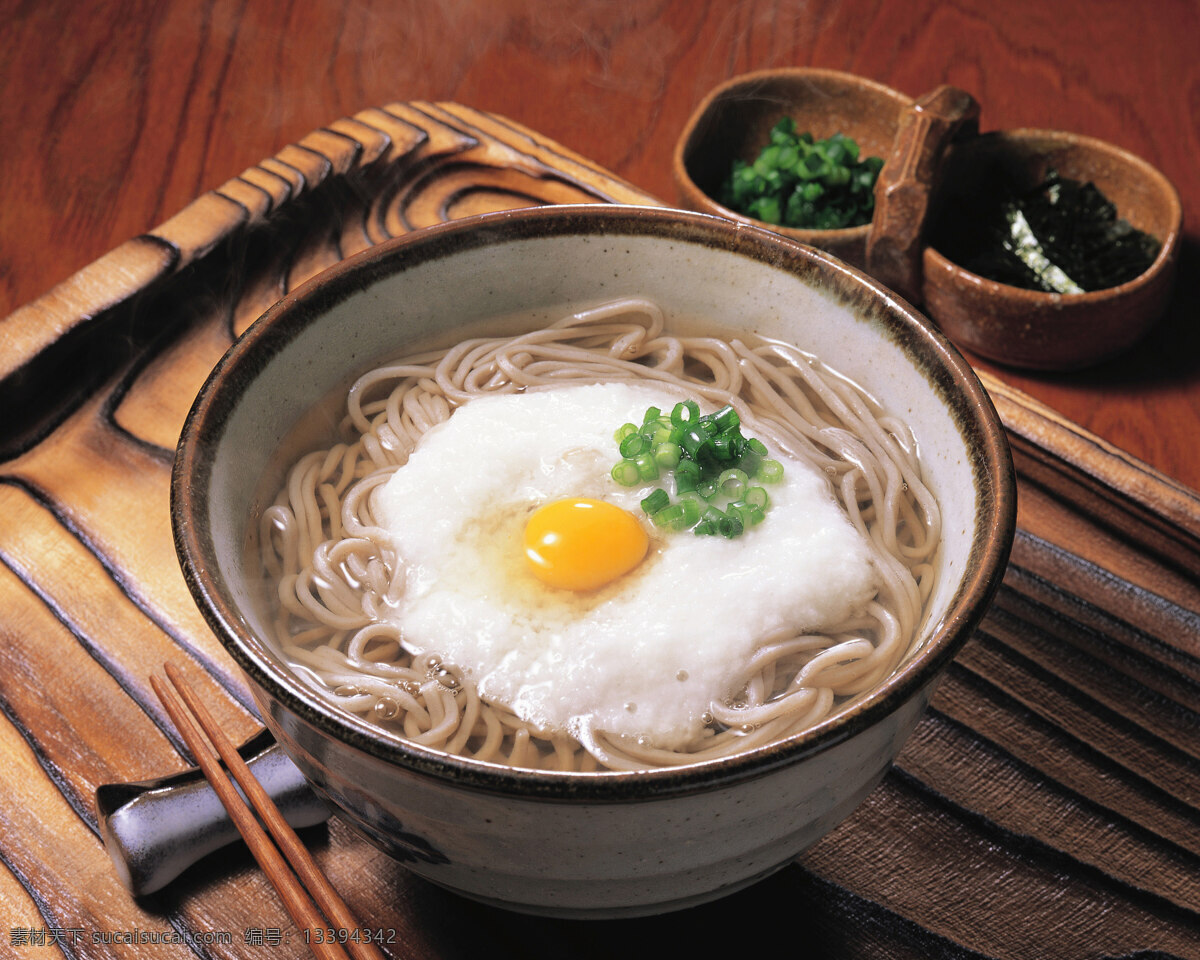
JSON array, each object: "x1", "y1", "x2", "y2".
[{"x1": 153, "y1": 665, "x2": 386, "y2": 960}]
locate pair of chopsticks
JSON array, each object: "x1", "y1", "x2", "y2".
[{"x1": 152, "y1": 663, "x2": 386, "y2": 960}]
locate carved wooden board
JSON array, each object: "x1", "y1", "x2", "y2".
[{"x1": 1, "y1": 102, "x2": 1197, "y2": 960}]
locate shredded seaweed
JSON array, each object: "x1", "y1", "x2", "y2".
[{"x1": 936, "y1": 169, "x2": 1160, "y2": 293}]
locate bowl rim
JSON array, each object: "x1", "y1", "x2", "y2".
[
  {"x1": 922, "y1": 127, "x2": 1183, "y2": 304},
  {"x1": 172, "y1": 203, "x2": 1016, "y2": 802},
  {"x1": 672, "y1": 67, "x2": 914, "y2": 242}
]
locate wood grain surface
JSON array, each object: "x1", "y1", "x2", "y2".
[
  {"x1": 2, "y1": 0, "x2": 1198, "y2": 491},
  {"x1": 1, "y1": 3, "x2": 1199, "y2": 959},
  {"x1": 1, "y1": 97, "x2": 1198, "y2": 960}
]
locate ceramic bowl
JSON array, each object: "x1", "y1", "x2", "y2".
[
  {"x1": 922, "y1": 129, "x2": 1182, "y2": 370},
  {"x1": 672, "y1": 68, "x2": 912, "y2": 270},
  {"x1": 172, "y1": 205, "x2": 1016, "y2": 918}
]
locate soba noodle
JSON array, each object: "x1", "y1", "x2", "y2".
[{"x1": 257, "y1": 298, "x2": 940, "y2": 772}]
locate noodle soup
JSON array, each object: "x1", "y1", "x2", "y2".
[
  {"x1": 176, "y1": 205, "x2": 1013, "y2": 915},
  {"x1": 255, "y1": 297, "x2": 940, "y2": 773}
]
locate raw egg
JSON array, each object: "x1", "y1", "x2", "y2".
[{"x1": 523, "y1": 497, "x2": 649, "y2": 592}]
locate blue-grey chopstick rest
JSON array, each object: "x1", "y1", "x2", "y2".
[{"x1": 96, "y1": 729, "x2": 331, "y2": 896}]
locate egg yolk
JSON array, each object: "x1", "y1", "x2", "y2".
[{"x1": 523, "y1": 498, "x2": 649, "y2": 592}]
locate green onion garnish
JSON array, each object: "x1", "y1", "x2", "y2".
[
  {"x1": 614, "y1": 422, "x2": 638, "y2": 444},
  {"x1": 680, "y1": 426, "x2": 709, "y2": 461},
  {"x1": 676, "y1": 494, "x2": 704, "y2": 525},
  {"x1": 759, "y1": 459, "x2": 785, "y2": 484},
  {"x1": 674, "y1": 459, "x2": 701, "y2": 492},
  {"x1": 710, "y1": 437, "x2": 738, "y2": 461},
  {"x1": 745, "y1": 486, "x2": 770, "y2": 510},
  {"x1": 719, "y1": 120, "x2": 884, "y2": 230},
  {"x1": 718, "y1": 514, "x2": 743, "y2": 539},
  {"x1": 728, "y1": 502, "x2": 765, "y2": 527},
  {"x1": 611, "y1": 459, "x2": 641, "y2": 486},
  {"x1": 734, "y1": 447, "x2": 762, "y2": 477},
  {"x1": 696, "y1": 477, "x2": 720, "y2": 500},
  {"x1": 718, "y1": 468, "x2": 749, "y2": 499},
  {"x1": 654, "y1": 442, "x2": 682, "y2": 470},
  {"x1": 652, "y1": 503, "x2": 690, "y2": 531},
  {"x1": 641, "y1": 488, "x2": 670, "y2": 516},
  {"x1": 671, "y1": 400, "x2": 700, "y2": 425},
  {"x1": 711, "y1": 405, "x2": 740, "y2": 433},
  {"x1": 641, "y1": 419, "x2": 673, "y2": 445},
  {"x1": 610, "y1": 399, "x2": 785, "y2": 539},
  {"x1": 700, "y1": 504, "x2": 726, "y2": 526},
  {"x1": 619, "y1": 433, "x2": 648, "y2": 458},
  {"x1": 634, "y1": 452, "x2": 659, "y2": 482}
]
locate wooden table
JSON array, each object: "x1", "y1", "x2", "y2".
[{"x1": 2, "y1": 3, "x2": 1198, "y2": 958}]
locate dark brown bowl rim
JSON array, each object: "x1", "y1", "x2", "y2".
[
  {"x1": 923, "y1": 128, "x2": 1183, "y2": 304},
  {"x1": 172, "y1": 204, "x2": 1016, "y2": 802},
  {"x1": 672, "y1": 67, "x2": 913, "y2": 241}
]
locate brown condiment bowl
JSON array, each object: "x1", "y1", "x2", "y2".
[
  {"x1": 922, "y1": 129, "x2": 1182, "y2": 371},
  {"x1": 672, "y1": 68, "x2": 912, "y2": 270}
]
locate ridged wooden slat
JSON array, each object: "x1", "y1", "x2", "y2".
[
  {"x1": 1, "y1": 105, "x2": 1197, "y2": 960},
  {"x1": 982, "y1": 372, "x2": 1200, "y2": 594},
  {"x1": 0, "y1": 238, "x2": 178, "y2": 383}
]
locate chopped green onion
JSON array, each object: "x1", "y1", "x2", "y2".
[
  {"x1": 680, "y1": 426, "x2": 710, "y2": 461},
  {"x1": 619, "y1": 433, "x2": 648, "y2": 458},
  {"x1": 653, "y1": 442, "x2": 681, "y2": 469},
  {"x1": 719, "y1": 120, "x2": 883, "y2": 230},
  {"x1": 701, "y1": 505, "x2": 726, "y2": 526},
  {"x1": 718, "y1": 468, "x2": 749, "y2": 499},
  {"x1": 671, "y1": 400, "x2": 700, "y2": 425},
  {"x1": 734, "y1": 447, "x2": 762, "y2": 477},
  {"x1": 675, "y1": 493, "x2": 704, "y2": 525},
  {"x1": 674, "y1": 459, "x2": 701, "y2": 490},
  {"x1": 614, "y1": 422, "x2": 638, "y2": 444},
  {"x1": 676, "y1": 458, "x2": 700, "y2": 484},
  {"x1": 744, "y1": 486, "x2": 770, "y2": 510},
  {"x1": 652, "y1": 503, "x2": 690, "y2": 531},
  {"x1": 674, "y1": 472, "x2": 697, "y2": 495},
  {"x1": 634, "y1": 452, "x2": 659, "y2": 482},
  {"x1": 711, "y1": 405, "x2": 740, "y2": 433},
  {"x1": 641, "y1": 488, "x2": 670, "y2": 515},
  {"x1": 641, "y1": 419, "x2": 673, "y2": 445},
  {"x1": 610, "y1": 397, "x2": 785, "y2": 538},
  {"x1": 611, "y1": 459, "x2": 641, "y2": 486},
  {"x1": 710, "y1": 437, "x2": 738, "y2": 461},
  {"x1": 728, "y1": 502, "x2": 765, "y2": 527},
  {"x1": 696, "y1": 477, "x2": 720, "y2": 500},
  {"x1": 759, "y1": 459, "x2": 785, "y2": 483}
]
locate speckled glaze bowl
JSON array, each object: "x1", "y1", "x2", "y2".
[
  {"x1": 672, "y1": 68, "x2": 912, "y2": 270},
  {"x1": 173, "y1": 205, "x2": 1016, "y2": 918}
]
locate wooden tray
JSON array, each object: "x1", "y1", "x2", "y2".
[{"x1": 2, "y1": 102, "x2": 1198, "y2": 959}]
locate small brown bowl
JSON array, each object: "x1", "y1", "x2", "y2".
[
  {"x1": 922, "y1": 129, "x2": 1182, "y2": 371},
  {"x1": 672, "y1": 68, "x2": 912, "y2": 270}
]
